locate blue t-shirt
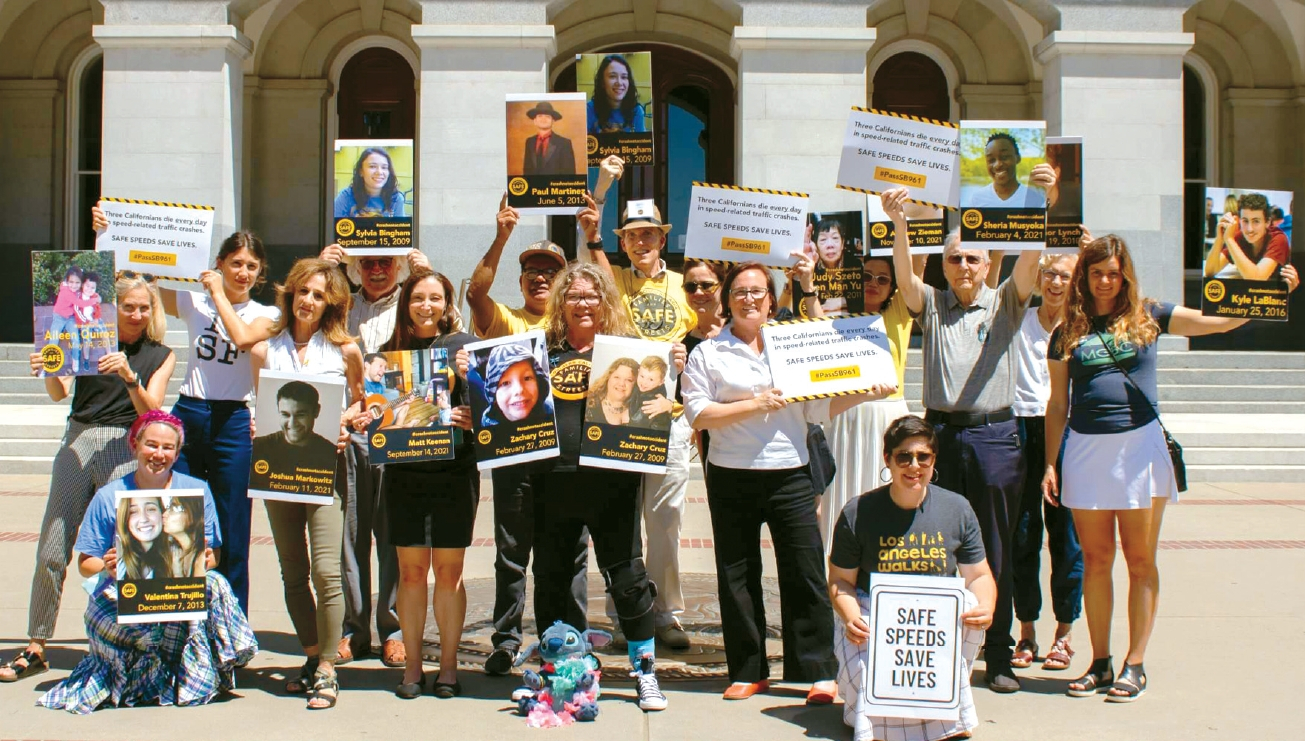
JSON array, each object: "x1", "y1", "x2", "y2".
[
  {"x1": 586, "y1": 100, "x2": 646, "y2": 134},
  {"x1": 333, "y1": 186, "x2": 405, "y2": 218},
  {"x1": 1050, "y1": 302, "x2": 1174, "y2": 435},
  {"x1": 75, "y1": 472, "x2": 222, "y2": 558}
]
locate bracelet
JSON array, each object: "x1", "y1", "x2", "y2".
[
  {"x1": 587, "y1": 240, "x2": 605, "y2": 251},
  {"x1": 797, "y1": 287, "x2": 818, "y2": 299}
]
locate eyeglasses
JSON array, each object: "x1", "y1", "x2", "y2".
[
  {"x1": 1041, "y1": 269, "x2": 1073, "y2": 283},
  {"x1": 166, "y1": 500, "x2": 187, "y2": 513},
  {"x1": 864, "y1": 275, "x2": 892, "y2": 287},
  {"x1": 729, "y1": 287, "x2": 769, "y2": 301},
  {"x1": 117, "y1": 270, "x2": 158, "y2": 283},
  {"x1": 359, "y1": 258, "x2": 395, "y2": 271},
  {"x1": 683, "y1": 281, "x2": 720, "y2": 294},
  {"x1": 523, "y1": 267, "x2": 560, "y2": 281},
  {"x1": 892, "y1": 451, "x2": 935, "y2": 467},
  {"x1": 945, "y1": 254, "x2": 984, "y2": 266},
  {"x1": 564, "y1": 293, "x2": 601, "y2": 306}
]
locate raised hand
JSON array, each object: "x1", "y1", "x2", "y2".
[{"x1": 496, "y1": 192, "x2": 519, "y2": 242}]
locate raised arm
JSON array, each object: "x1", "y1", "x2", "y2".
[
  {"x1": 200, "y1": 272, "x2": 276, "y2": 351},
  {"x1": 884, "y1": 188, "x2": 925, "y2": 314},
  {"x1": 30, "y1": 353, "x2": 73, "y2": 401},
  {"x1": 579, "y1": 192, "x2": 614, "y2": 280},
  {"x1": 132, "y1": 351, "x2": 176, "y2": 413},
  {"x1": 1011, "y1": 248, "x2": 1041, "y2": 304},
  {"x1": 986, "y1": 251, "x2": 1005, "y2": 289},
  {"x1": 468, "y1": 194, "x2": 520, "y2": 333}
]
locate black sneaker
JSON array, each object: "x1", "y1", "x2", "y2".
[
  {"x1": 633, "y1": 656, "x2": 667, "y2": 711},
  {"x1": 485, "y1": 646, "x2": 517, "y2": 676},
  {"x1": 987, "y1": 664, "x2": 1022, "y2": 694}
]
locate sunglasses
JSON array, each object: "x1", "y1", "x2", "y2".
[
  {"x1": 118, "y1": 270, "x2": 158, "y2": 283},
  {"x1": 683, "y1": 281, "x2": 720, "y2": 294},
  {"x1": 945, "y1": 254, "x2": 984, "y2": 266},
  {"x1": 892, "y1": 451, "x2": 935, "y2": 467},
  {"x1": 864, "y1": 275, "x2": 892, "y2": 287}
]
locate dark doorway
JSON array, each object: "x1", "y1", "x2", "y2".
[{"x1": 338, "y1": 48, "x2": 416, "y2": 139}]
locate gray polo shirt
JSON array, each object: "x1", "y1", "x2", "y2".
[{"x1": 916, "y1": 278, "x2": 1029, "y2": 414}]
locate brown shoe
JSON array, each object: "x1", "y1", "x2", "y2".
[
  {"x1": 382, "y1": 639, "x2": 406, "y2": 668},
  {"x1": 723, "y1": 680, "x2": 769, "y2": 700},
  {"x1": 335, "y1": 638, "x2": 354, "y2": 665}
]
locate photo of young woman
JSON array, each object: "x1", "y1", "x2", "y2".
[{"x1": 333, "y1": 146, "x2": 406, "y2": 218}]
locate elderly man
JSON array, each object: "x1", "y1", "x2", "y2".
[
  {"x1": 886, "y1": 182, "x2": 1045, "y2": 694},
  {"x1": 319, "y1": 243, "x2": 429, "y2": 668}
]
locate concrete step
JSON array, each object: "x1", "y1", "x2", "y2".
[
  {"x1": 1185, "y1": 465, "x2": 1305, "y2": 483},
  {"x1": 0, "y1": 438, "x2": 60, "y2": 457},
  {"x1": 1153, "y1": 351, "x2": 1305, "y2": 370},
  {"x1": 0, "y1": 456, "x2": 58, "y2": 475},
  {"x1": 1157, "y1": 385, "x2": 1305, "y2": 402},
  {"x1": 0, "y1": 377, "x2": 185, "y2": 394},
  {"x1": 1158, "y1": 401, "x2": 1305, "y2": 413},
  {"x1": 1183, "y1": 447, "x2": 1305, "y2": 466}
]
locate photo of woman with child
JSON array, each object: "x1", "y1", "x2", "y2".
[{"x1": 585, "y1": 355, "x2": 673, "y2": 431}]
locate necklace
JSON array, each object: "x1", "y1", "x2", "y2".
[{"x1": 602, "y1": 399, "x2": 628, "y2": 417}]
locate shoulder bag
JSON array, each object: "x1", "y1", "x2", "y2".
[{"x1": 1094, "y1": 330, "x2": 1187, "y2": 492}]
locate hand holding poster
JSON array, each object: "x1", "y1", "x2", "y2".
[
  {"x1": 836, "y1": 108, "x2": 961, "y2": 209},
  {"x1": 684, "y1": 183, "x2": 809, "y2": 267},
  {"x1": 249, "y1": 371, "x2": 345, "y2": 504},
  {"x1": 115, "y1": 490, "x2": 207, "y2": 624},
  {"x1": 579, "y1": 335, "x2": 674, "y2": 473},
  {"x1": 762, "y1": 314, "x2": 897, "y2": 401},
  {"x1": 865, "y1": 194, "x2": 946, "y2": 257},
  {"x1": 31, "y1": 250, "x2": 118, "y2": 377},
  {"x1": 466, "y1": 331, "x2": 560, "y2": 470},
  {"x1": 578, "y1": 52, "x2": 654, "y2": 167},
  {"x1": 1045, "y1": 137, "x2": 1084, "y2": 252},
  {"x1": 1201, "y1": 187, "x2": 1291, "y2": 321},
  {"x1": 333, "y1": 139, "x2": 414, "y2": 255},
  {"x1": 506, "y1": 93, "x2": 588, "y2": 214},
  {"x1": 863, "y1": 574, "x2": 967, "y2": 721},
  {"x1": 95, "y1": 198, "x2": 214, "y2": 285},
  {"x1": 959, "y1": 121, "x2": 1047, "y2": 251},
  {"x1": 365, "y1": 349, "x2": 460, "y2": 464}
]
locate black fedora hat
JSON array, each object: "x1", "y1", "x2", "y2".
[{"x1": 526, "y1": 101, "x2": 563, "y2": 120}]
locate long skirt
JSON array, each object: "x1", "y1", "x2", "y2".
[{"x1": 820, "y1": 398, "x2": 912, "y2": 556}]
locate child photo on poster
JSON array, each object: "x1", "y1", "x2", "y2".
[
  {"x1": 249, "y1": 371, "x2": 345, "y2": 504},
  {"x1": 1201, "y1": 186, "x2": 1292, "y2": 321},
  {"x1": 577, "y1": 51, "x2": 654, "y2": 167},
  {"x1": 465, "y1": 331, "x2": 560, "y2": 470},
  {"x1": 579, "y1": 335, "x2": 674, "y2": 474},
  {"x1": 31, "y1": 250, "x2": 118, "y2": 377},
  {"x1": 332, "y1": 139, "x2": 414, "y2": 255},
  {"x1": 114, "y1": 490, "x2": 209, "y2": 624}
]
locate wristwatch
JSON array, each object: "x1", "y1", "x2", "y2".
[{"x1": 126, "y1": 373, "x2": 141, "y2": 389}]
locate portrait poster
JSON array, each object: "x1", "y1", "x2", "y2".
[
  {"x1": 579, "y1": 335, "x2": 674, "y2": 474},
  {"x1": 793, "y1": 210, "x2": 866, "y2": 318},
  {"x1": 863, "y1": 574, "x2": 967, "y2": 722},
  {"x1": 332, "y1": 139, "x2": 414, "y2": 255},
  {"x1": 94, "y1": 198, "x2": 214, "y2": 287},
  {"x1": 1201, "y1": 186, "x2": 1291, "y2": 321},
  {"x1": 762, "y1": 314, "x2": 896, "y2": 401},
  {"x1": 865, "y1": 194, "x2": 946, "y2": 257},
  {"x1": 505, "y1": 93, "x2": 588, "y2": 214},
  {"x1": 365, "y1": 348, "x2": 460, "y2": 464},
  {"x1": 465, "y1": 331, "x2": 560, "y2": 471},
  {"x1": 577, "y1": 51, "x2": 654, "y2": 167},
  {"x1": 1044, "y1": 137, "x2": 1083, "y2": 252},
  {"x1": 114, "y1": 490, "x2": 207, "y2": 624},
  {"x1": 31, "y1": 250, "x2": 118, "y2": 378},
  {"x1": 959, "y1": 121, "x2": 1047, "y2": 251},
  {"x1": 249, "y1": 371, "x2": 345, "y2": 504},
  {"x1": 684, "y1": 182, "x2": 809, "y2": 267},
  {"x1": 836, "y1": 107, "x2": 961, "y2": 209}
]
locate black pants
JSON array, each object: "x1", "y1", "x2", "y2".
[
  {"x1": 705, "y1": 464, "x2": 837, "y2": 684},
  {"x1": 531, "y1": 468, "x2": 655, "y2": 643},
  {"x1": 931, "y1": 417, "x2": 1025, "y2": 668},
  {"x1": 490, "y1": 465, "x2": 589, "y2": 650},
  {"x1": 1013, "y1": 416, "x2": 1083, "y2": 624}
]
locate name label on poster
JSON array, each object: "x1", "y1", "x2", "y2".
[
  {"x1": 836, "y1": 109, "x2": 960, "y2": 209},
  {"x1": 1202, "y1": 278, "x2": 1289, "y2": 321},
  {"x1": 685, "y1": 183, "x2": 809, "y2": 267},
  {"x1": 118, "y1": 577, "x2": 207, "y2": 624},
  {"x1": 866, "y1": 218, "x2": 948, "y2": 257},
  {"x1": 864, "y1": 574, "x2": 965, "y2": 721},
  {"x1": 960, "y1": 208, "x2": 1045, "y2": 246},
  {"x1": 762, "y1": 315, "x2": 896, "y2": 401}
]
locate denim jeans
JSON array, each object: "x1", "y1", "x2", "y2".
[{"x1": 1013, "y1": 416, "x2": 1083, "y2": 624}]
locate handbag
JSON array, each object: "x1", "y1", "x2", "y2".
[
  {"x1": 1094, "y1": 331, "x2": 1187, "y2": 492},
  {"x1": 806, "y1": 423, "x2": 838, "y2": 494}
]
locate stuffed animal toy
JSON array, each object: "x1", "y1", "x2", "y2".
[{"x1": 512, "y1": 621, "x2": 612, "y2": 727}]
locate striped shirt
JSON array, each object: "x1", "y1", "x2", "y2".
[{"x1": 348, "y1": 287, "x2": 402, "y2": 353}]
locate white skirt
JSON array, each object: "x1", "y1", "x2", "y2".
[
  {"x1": 819, "y1": 398, "x2": 913, "y2": 556},
  {"x1": 1062, "y1": 419, "x2": 1178, "y2": 510}
]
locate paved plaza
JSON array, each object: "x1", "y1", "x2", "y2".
[{"x1": 0, "y1": 470, "x2": 1300, "y2": 740}]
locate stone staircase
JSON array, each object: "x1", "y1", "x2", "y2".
[{"x1": 1, "y1": 340, "x2": 1302, "y2": 482}]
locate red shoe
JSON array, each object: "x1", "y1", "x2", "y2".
[
  {"x1": 723, "y1": 680, "x2": 770, "y2": 700},
  {"x1": 806, "y1": 681, "x2": 836, "y2": 705}
]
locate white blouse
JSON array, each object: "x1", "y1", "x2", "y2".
[{"x1": 263, "y1": 330, "x2": 348, "y2": 408}]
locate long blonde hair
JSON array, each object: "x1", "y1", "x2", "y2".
[
  {"x1": 115, "y1": 274, "x2": 167, "y2": 343},
  {"x1": 1056, "y1": 235, "x2": 1158, "y2": 356},
  {"x1": 271, "y1": 258, "x2": 356, "y2": 346},
  {"x1": 543, "y1": 263, "x2": 635, "y2": 349}
]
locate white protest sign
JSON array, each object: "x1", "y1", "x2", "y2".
[
  {"x1": 685, "y1": 182, "x2": 808, "y2": 267},
  {"x1": 864, "y1": 574, "x2": 966, "y2": 721},
  {"x1": 95, "y1": 198, "x2": 215, "y2": 286},
  {"x1": 836, "y1": 108, "x2": 960, "y2": 210},
  {"x1": 761, "y1": 314, "x2": 896, "y2": 401}
]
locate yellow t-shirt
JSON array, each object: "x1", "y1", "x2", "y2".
[
  {"x1": 878, "y1": 297, "x2": 913, "y2": 401},
  {"x1": 613, "y1": 266, "x2": 697, "y2": 342},
  {"x1": 474, "y1": 301, "x2": 546, "y2": 339}
]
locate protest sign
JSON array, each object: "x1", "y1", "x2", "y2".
[
  {"x1": 332, "y1": 139, "x2": 414, "y2": 256},
  {"x1": 793, "y1": 210, "x2": 865, "y2": 318},
  {"x1": 865, "y1": 195, "x2": 946, "y2": 257},
  {"x1": 249, "y1": 371, "x2": 345, "y2": 504},
  {"x1": 1201, "y1": 186, "x2": 1291, "y2": 321},
  {"x1": 577, "y1": 52, "x2": 654, "y2": 167},
  {"x1": 365, "y1": 349, "x2": 460, "y2": 464},
  {"x1": 466, "y1": 331, "x2": 561, "y2": 470},
  {"x1": 959, "y1": 121, "x2": 1047, "y2": 251},
  {"x1": 863, "y1": 573, "x2": 966, "y2": 721},
  {"x1": 762, "y1": 314, "x2": 896, "y2": 401},
  {"x1": 506, "y1": 93, "x2": 588, "y2": 215},
  {"x1": 115, "y1": 490, "x2": 207, "y2": 624},
  {"x1": 95, "y1": 197, "x2": 214, "y2": 285},
  {"x1": 579, "y1": 335, "x2": 674, "y2": 474},
  {"x1": 1045, "y1": 137, "x2": 1083, "y2": 252},
  {"x1": 31, "y1": 250, "x2": 118, "y2": 378},
  {"x1": 836, "y1": 108, "x2": 960, "y2": 209},
  {"x1": 684, "y1": 182, "x2": 808, "y2": 267}
]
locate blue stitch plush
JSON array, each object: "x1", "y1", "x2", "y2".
[{"x1": 512, "y1": 621, "x2": 611, "y2": 727}]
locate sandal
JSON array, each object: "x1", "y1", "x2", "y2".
[
  {"x1": 1066, "y1": 657, "x2": 1114, "y2": 697},
  {"x1": 1010, "y1": 638, "x2": 1038, "y2": 669},
  {"x1": 285, "y1": 656, "x2": 321, "y2": 694},
  {"x1": 307, "y1": 670, "x2": 339, "y2": 710},
  {"x1": 1105, "y1": 662, "x2": 1146, "y2": 703},
  {"x1": 0, "y1": 650, "x2": 49, "y2": 683},
  {"x1": 1043, "y1": 636, "x2": 1074, "y2": 671}
]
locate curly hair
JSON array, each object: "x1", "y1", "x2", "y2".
[
  {"x1": 1056, "y1": 234, "x2": 1158, "y2": 357},
  {"x1": 543, "y1": 263, "x2": 635, "y2": 349},
  {"x1": 271, "y1": 258, "x2": 357, "y2": 346},
  {"x1": 381, "y1": 267, "x2": 465, "y2": 351},
  {"x1": 585, "y1": 357, "x2": 640, "y2": 419}
]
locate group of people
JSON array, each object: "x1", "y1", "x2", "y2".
[{"x1": 2, "y1": 155, "x2": 1299, "y2": 739}]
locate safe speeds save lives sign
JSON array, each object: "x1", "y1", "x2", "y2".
[
  {"x1": 684, "y1": 182, "x2": 809, "y2": 267},
  {"x1": 864, "y1": 574, "x2": 967, "y2": 721}
]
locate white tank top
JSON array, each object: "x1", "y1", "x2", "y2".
[{"x1": 263, "y1": 330, "x2": 348, "y2": 409}]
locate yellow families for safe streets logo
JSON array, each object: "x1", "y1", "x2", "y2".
[
  {"x1": 586, "y1": 425, "x2": 602, "y2": 441},
  {"x1": 336, "y1": 219, "x2": 356, "y2": 237},
  {"x1": 509, "y1": 178, "x2": 529, "y2": 196},
  {"x1": 477, "y1": 429, "x2": 492, "y2": 445},
  {"x1": 1204, "y1": 280, "x2": 1226, "y2": 302},
  {"x1": 962, "y1": 210, "x2": 983, "y2": 229},
  {"x1": 253, "y1": 460, "x2": 269, "y2": 475},
  {"x1": 40, "y1": 344, "x2": 64, "y2": 373}
]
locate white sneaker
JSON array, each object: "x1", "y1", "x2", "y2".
[{"x1": 633, "y1": 656, "x2": 667, "y2": 711}]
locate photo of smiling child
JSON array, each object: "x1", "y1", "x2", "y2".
[
  {"x1": 465, "y1": 330, "x2": 560, "y2": 470},
  {"x1": 580, "y1": 335, "x2": 675, "y2": 473},
  {"x1": 31, "y1": 250, "x2": 118, "y2": 377}
]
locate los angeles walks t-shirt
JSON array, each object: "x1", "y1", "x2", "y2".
[{"x1": 830, "y1": 484, "x2": 986, "y2": 592}]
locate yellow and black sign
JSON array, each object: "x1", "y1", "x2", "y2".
[
  {"x1": 865, "y1": 218, "x2": 946, "y2": 256},
  {"x1": 579, "y1": 422, "x2": 669, "y2": 469},
  {"x1": 588, "y1": 131, "x2": 654, "y2": 167},
  {"x1": 960, "y1": 207, "x2": 1045, "y2": 247},
  {"x1": 1201, "y1": 277, "x2": 1289, "y2": 321},
  {"x1": 117, "y1": 576, "x2": 206, "y2": 625},
  {"x1": 40, "y1": 345, "x2": 64, "y2": 373},
  {"x1": 506, "y1": 174, "x2": 588, "y2": 211},
  {"x1": 333, "y1": 215, "x2": 412, "y2": 251}
]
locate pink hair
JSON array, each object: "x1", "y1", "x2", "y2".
[{"x1": 128, "y1": 410, "x2": 185, "y2": 448}]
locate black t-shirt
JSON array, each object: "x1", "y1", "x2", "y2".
[
  {"x1": 830, "y1": 484, "x2": 986, "y2": 592},
  {"x1": 70, "y1": 337, "x2": 172, "y2": 426},
  {"x1": 389, "y1": 331, "x2": 477, "y2": 475},
  {"x1": 547, "y1": 342, "x2": 592, "y2": 472}
]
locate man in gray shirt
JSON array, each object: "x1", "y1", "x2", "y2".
[{"x1": 885, "y1": 187, "x2": 1042, "y2": 693}]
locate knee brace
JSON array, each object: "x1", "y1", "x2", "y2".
[{"x1": 600, "y1": 557, "x2": 657, "y2": 621}]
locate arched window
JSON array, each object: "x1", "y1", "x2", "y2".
[
  {"x1": 337, "y1": 48, "x2": 416, "y2": 139},
  {"x1": 69, "y1": 54, "x2": 103, "y2": 251},
  {"x1": 872, "y1": 51, "x2": 950, "y2": 123}
]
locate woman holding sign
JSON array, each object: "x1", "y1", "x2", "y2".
[
  {"x1": 681, "y1": 261, "x2": 894, "y2": 703},
  {"x1": 250, "y1": 258, "x2": 364, "y2": 711},
  {"x1": 377, "y1": 267, "x2": 480, "y2": 700},
  {"x1": 37, "y1": 410, "x2": 255, "y2": 714}
]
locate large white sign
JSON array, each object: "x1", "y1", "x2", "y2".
[
  {"x1": 836, "y1": 108, "x2": 960, "y2": 210},
  {"x1": 95, "y1": 198, "x2": 215, "y2": 286},
  {"x1": 762, "y1": 314, "x2": 896, "y2": 401},
  {"x1": 684, "y1": 183, "x2": 808, "y2": 267},
  {"x1": 864, "y1": 574, "x2": 966, "y2": 722}
]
